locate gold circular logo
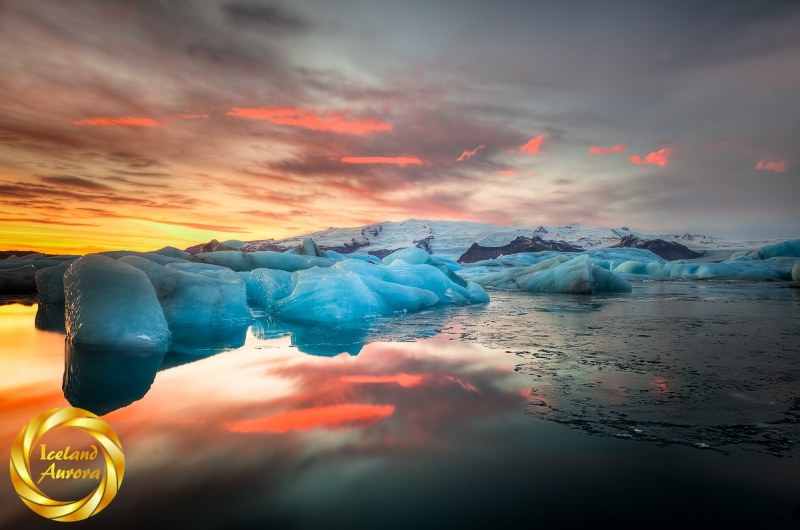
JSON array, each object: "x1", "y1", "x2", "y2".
[{"x1": 9, "y1": 407, "x2": 125, "y2": 522}]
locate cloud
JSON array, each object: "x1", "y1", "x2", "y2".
[
  {"x1": 72, "y1": 117, "x2": 160, "y2": 127},
  {"x1": 40, "y1": 175, "x2": 113, "y2": 191},
  {"x1": 518, "y1": 135, "x2": 545, "y2": 155},
  {"x1": 628, "y1": 148, "x2": 671, "y2": 168},
  {"x1": 589, "y1": 144, "x2": 627, "y2": 155},
  {"x1": 755, "y1": 160, "x2": 788, "y2": 173},
  {"x1": 223, "y1": 2, "x2": 308, "y2": 32},
  {"x1": 457, "y1": 144, "x2": 485, "y2": 161},
  {"x1": 226, "y1": 107, "x2": 392, "y2": 135},
  {"x1": 494, "y1": 170, "x2": 518, "y2": 176},
  {"x1": 340, "y1": 156, "x2": 424, "y2": 167}
]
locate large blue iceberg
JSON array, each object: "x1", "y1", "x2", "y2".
[{"x1": 54, "y1": 240, "x2": 489, "y2": 350}]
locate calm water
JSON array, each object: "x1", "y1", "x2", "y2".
[{"x1": 0, "y1": 282, "x2": 799, "y2": 529}]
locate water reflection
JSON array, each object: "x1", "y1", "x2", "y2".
[
  {"x1": 34, "y1": 303, "x2": 65, "y2": 333},
  {"x1": 2, "y1": 297, "x2": 800, "y2": 528},
  {"x1": 63, "y1": 343, "x2": 164, "y2": 415}
]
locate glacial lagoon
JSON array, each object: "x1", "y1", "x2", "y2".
[{"x1": 1, "y1": 280, "x2": 799, "y2": 529}]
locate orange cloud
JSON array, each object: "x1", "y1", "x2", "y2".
[
  {"x1": 72, "y1": 116, "x2": 159, "y2": 127},
  {"x1": 494, "y1": 169, "x2": 518, "y2": 176},
  {"x1": 518, "y1": 135, "x2": 545, "y2": 155},
  {"x1": 227, "y1": 107, "x2": 392, "y2": 135},
  {"x1": 340, "y1": 373, "x2": 423, "y2": 388},
  {"x1": 228, "y1": 404, "x2": 395, "y2": 433},
  {"x1": 628, "y1": 148, "x2": 671, "y2": 168},
  {"x1": 457, "y1": 144, "x2": 485, "y2": 161},
  {"x1": 755, "y1": 160, "x2": 788, "y2": 173},
  {"x1": 340, "y1": 156, "x2": 423, "y2": 166},
  {"x1": 589, "y1": 144, "x2": 627, "y2": 155}
]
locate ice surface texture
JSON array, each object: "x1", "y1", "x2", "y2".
[
  {"x1": 465, "y1": 255, "x2": 632, "y2": 295},
  {"x1": 64, "y1": 255, "x2": 171, "y2": 351},
  {"x1": 246, "y1": 249, "x2": 487, "y2": 325}
]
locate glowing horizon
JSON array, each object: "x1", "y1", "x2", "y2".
[{"x1": 1, "y1": 1, "x2": 798, "y2": 254}]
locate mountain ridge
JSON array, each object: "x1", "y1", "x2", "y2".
[{"x1": 235, "y1": 219, "x2": 773, "y2": 260}]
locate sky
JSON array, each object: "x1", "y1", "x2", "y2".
[{"x1": 0, "y1": 0, "x2": 798, "y2": 253}]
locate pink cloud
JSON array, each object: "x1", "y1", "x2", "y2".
[
  {"x1": 589, "y1": 144, "x2": 627, "y2": 155},
  {"x1": 494, "y1": 169, "x2": 518, "y2": 176},
  {"x1": 628, "y1": 148, "x2": 671, "y2": 168},
  {"x1": 72, "y1": 116, "x2": 159, "y2": 127},
  {"x1": 518, "y1": 135, "x2": 545, "y2": 155},
  {"x1": 340, "y1": 156, "x2": 423, "y2": 167},
  {"x1": 227, "y1": 107, "x2": 392, "y2": 135},
  {"x1": 755, "y1": 160, "x2": 788, "y2": 173},
  {"x1": 457, "y1": 144, "x2": 485, "y2": 161}
]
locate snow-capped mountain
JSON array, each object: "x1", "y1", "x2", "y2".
[{"x1": 241, "y1": 219, "x2": 767, "y2": 260}]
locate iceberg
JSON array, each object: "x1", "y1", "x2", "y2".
[
  {"x1": 246, "y1": 268, "x2": 294, "y2": 310},
  {"x1": 192, "y1": 250, "x2": 336, "y2": 272},
  {"x1": 118, "y1": 256, "x2": 251, "y2": 330},
  {"x1": 465, "y1": 254, "x2": 631, "y2": 294},
  {"x1": 793, "y1": 261, "x2": 800, "y2": 283},
  {"x1": 275, "y1": 267, "x2": 440, "y2": 325},
  {"x1": 64, "y1": 255, "x2": 171, "y2": 351},
  {"x1": 731, "y1": 239, "x2": 800, "y2": 261},
  {"x1": 0, "y1": 265, "x2": 37, "y2": 294},
  {"x1": 35, "y1": 261, "x2": 71, "y2": 304}
]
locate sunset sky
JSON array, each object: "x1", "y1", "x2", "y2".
[{"x1": 1, "y1": 0, "x2": 798, "y2": 254}]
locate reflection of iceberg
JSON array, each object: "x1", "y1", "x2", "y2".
[
  {"x1": 63, "y1": 326, "x2": 248, "y2": 414},
  {"x1": 168, "y1": 322, "x2": 249, "y2": 355},
  {"x1": 63, "y1": 343, "x2": 165, "y2": 415},
  {"x1": 35, "y1": 303, "x2": 66, "y2": 333},
  {"x1": 252, "y1": 318, "x2": 366, "y2": 356}
]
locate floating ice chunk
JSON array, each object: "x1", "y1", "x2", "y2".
[
  {"x1": 585, "y1": 248, "x2": 666, "y2": 270},
  {"x1": 731, "y1": 239, "x2": 800, "y2": 260},
  {"x1": 339, "y1": 253, "x2": 382, "y2": 264},
  {"x1": 0, "y1": 257, "x2": 72, "y2": 271},
  {"x1": 35, "y1": 261, "x2": 71, "y2": 303},
  {"x1": 297, "y1": 237, "x2": 324, "y2": 256},
  {"x1": 151, "y1": 246, "x2": 191, "y2": 259},
  {"x1": 383, "y1": 247, "x2": 468, "y2": 287},
  {"x1": 613, "y1": 260, "x2": 665, "y2": 276},
  {"x1": 0, "y1": 265, "x2": 37, "y2": 294},
  {"x1": 193, "y1": 250, "x2": 335, "y2": 272},
  {"x1": 220, "y1": 239, "x2": 244, "y2": 250},
  {"x1": 468, "y1": 255, "x2": 631, "y2": 294},
  {"x1": 64, "y1": 255, "x2": 170, "y2": 351},
  {"x1": 246, "y1": 268, "x2": 293, "y2": 309},
  {"x1": 276, "y1": 267, "x2": 439, "y2": 325},
  {"x1": 383, "y1": 247, "x2": 431, "y2": 266},
  {"x1": 119, "y1": 256, "x2": 251, "y2": 329},
  {"x1": 384, "y1": 261, "x2": 488, "y2": 303},
  {"x1": 660, "y1": 257, "x2": 795, "y2": 281}
]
